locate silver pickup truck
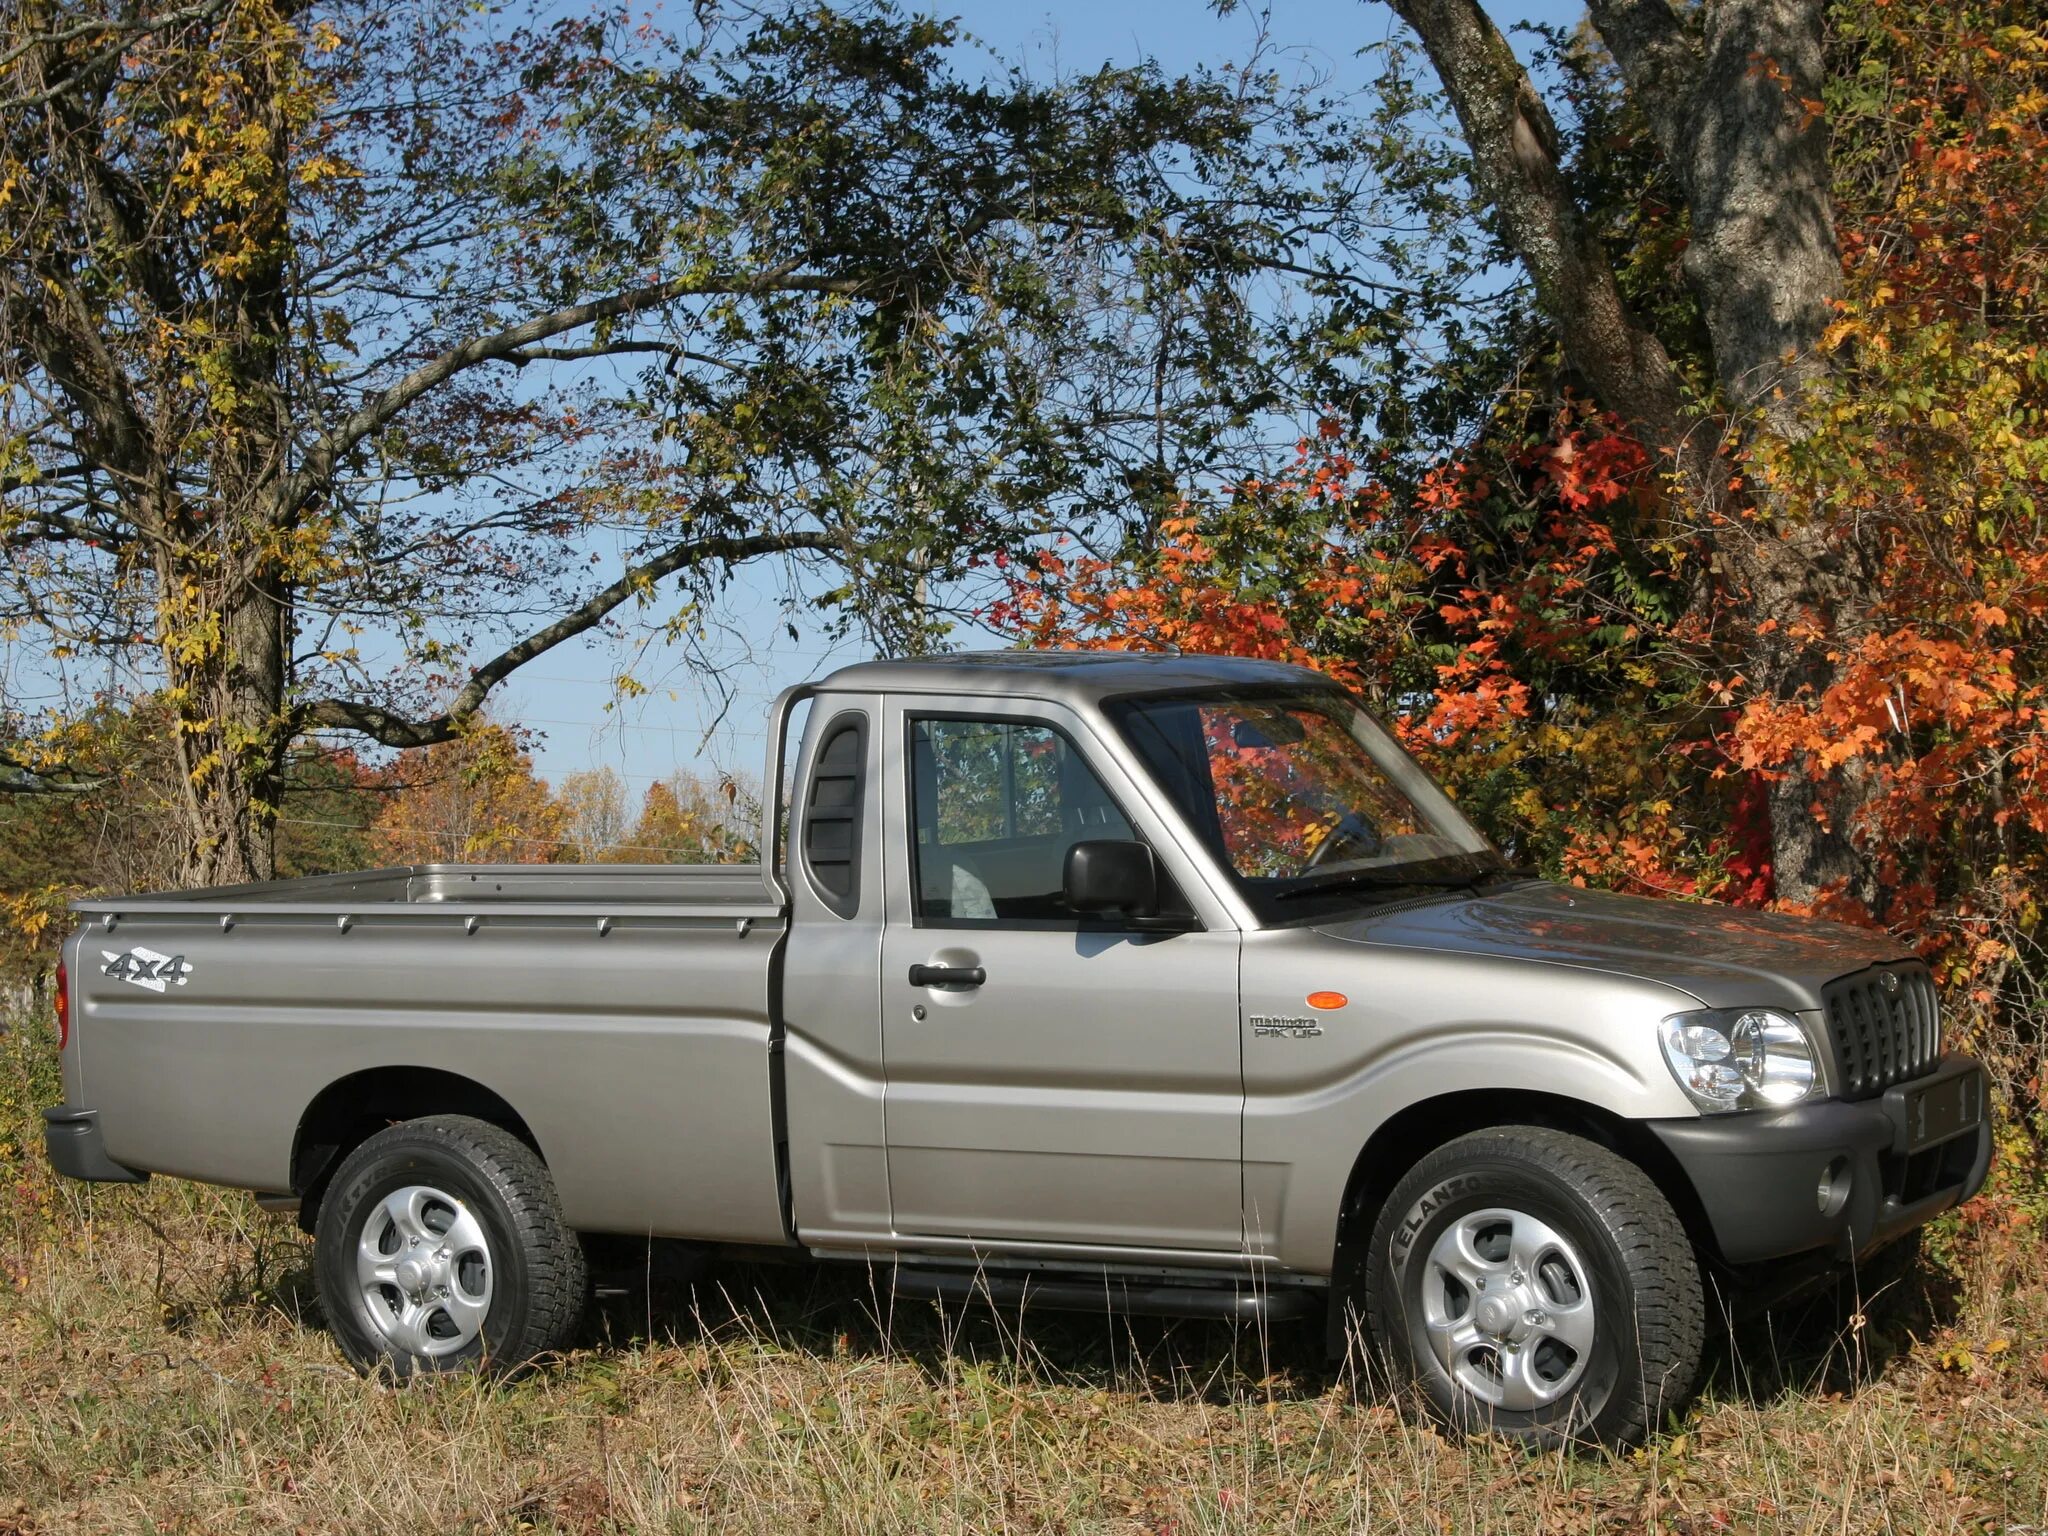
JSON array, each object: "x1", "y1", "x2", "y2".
[{"x1": 44, "y1": 652, "x2": 1990, "y2": 1446}]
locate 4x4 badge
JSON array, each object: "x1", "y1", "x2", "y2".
[{"x1": 102, "y1": 947, "x2": 193, "y2": 993}]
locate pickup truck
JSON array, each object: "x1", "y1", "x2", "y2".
[{"x1": 44, "y1": 652, "x2": 1991, "y2": 1446}]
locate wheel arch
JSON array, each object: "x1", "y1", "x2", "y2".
[
  {"x1": 291, "y1": 1066, "x2": 543, "y2": 1231},
  {"x1": 1326, "y1": 1087, "x2": 1712, "y2": 1354}
]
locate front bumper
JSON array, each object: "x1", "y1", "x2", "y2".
[
  {"x1": 43, "y1": 1105, "x2": 149, "y2": 1184},
  {"x1": 1647, "y1": 1052, "x2": 1991, "y2": 1266}
]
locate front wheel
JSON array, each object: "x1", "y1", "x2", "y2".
[
  {"x1": 314, "y1": 1115, "x2": 587, "y2": 1377},
  {"x1": 1362, "y1": 1126, "x2": 1704, "y2": 1448}
]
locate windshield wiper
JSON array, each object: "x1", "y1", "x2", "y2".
[{"x1": 1273, "y1": 862, "x2": 1535, "y2": 903}]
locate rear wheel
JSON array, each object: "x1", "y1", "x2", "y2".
[
  {"x1": 1363, "y1": 1126, "x2": 1704, "y2": 1448},
  {"x1": 314, "y1": 1115, "x2": 586, "y2": 1377}
]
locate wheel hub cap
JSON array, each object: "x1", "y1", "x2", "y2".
[
  {"x1": 1474, "y1": 1293, "x2": 1515, "y2": 1335},
  {"x1": 1419, "y1": 1206, "x2": 1595, "y2": 1412},
  {"x1": 356, "y1": 1185, "x2": 494, "y2": 1358}
]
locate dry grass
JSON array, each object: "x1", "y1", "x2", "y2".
[{"x1": 3, "y1": 1018, "x2": 2044, "y2": 1535}]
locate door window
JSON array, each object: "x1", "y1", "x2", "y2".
[{"x1": 910, "y1": 717, "x2": 1134, "y2": 923}]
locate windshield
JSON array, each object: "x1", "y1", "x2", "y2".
[{"x1": 1105, "y1": 685, "x2": 1507, "y2": 923}]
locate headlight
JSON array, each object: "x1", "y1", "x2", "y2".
[{"x1": 1660, "y1": 1008, "x2": 1819, "y2": 1113}]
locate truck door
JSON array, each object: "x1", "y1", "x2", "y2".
[{"x1": 878, "y1": 697, "x2": 1245, "y2": 1255}]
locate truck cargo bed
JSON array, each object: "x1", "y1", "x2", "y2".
[{"x1": 64, "y1": 861, "x2": 790, "y2": 1245}]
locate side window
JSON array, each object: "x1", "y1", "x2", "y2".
[
  {"x1": 910, "y1": 717, "x2": 1135, "y2": 923},
  {"x1": 802, "y1": 713, "x2": 867, "y2": 917}
]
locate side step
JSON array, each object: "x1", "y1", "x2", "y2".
[{"x1": 890, "y1": 1266, "x2": 1322, "y2": 1324}]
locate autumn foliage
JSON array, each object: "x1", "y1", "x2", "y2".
[
  {"x1": 370, "y1": 729, "x2": 758, "y2": 866},
  {"x1": 998, "y1": 0, "x2": 2048, "y2": 1135},
  {"x1": 370, "y1": 726, "x2": 569, "y2": 865}
]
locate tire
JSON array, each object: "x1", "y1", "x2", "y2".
[
  {"x1": 1362, "y1": 1126, "x2": 1704, "y2": 1449},
  {"x1": 314, "y1": 1115, "x2": 587, "y2": 1378}
]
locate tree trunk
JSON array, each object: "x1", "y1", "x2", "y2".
[
  {"x1": 160, "y1": 558, "x2": 292, "y2": 887},
  {"x1": 168, "y1": 15, "x2": 297, "y2": 889},
  {"x1": 1383, "y1": 0, "x2": 1727, "y2": 521},
  {"x1": 1588, "y1": 0, "x2": 1842, "y2": 430},
  {"x1": 1719, "y1": 522, "x2": 1881, "y2": 911},
  {"x1": 1386, "y1": 0, "x2": 1882, "y2": 911}
]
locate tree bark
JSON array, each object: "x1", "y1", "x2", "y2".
[
  {"x1": 162, "y1": 564, "x2": 292, "y2": 886},
  {"x1": 1583, "y1": 0, "x2": 1841, "y2": 429}
]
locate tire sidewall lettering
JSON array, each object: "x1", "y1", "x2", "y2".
[{"x1": 1388, "y1": 1172, "x2": 1489, "y2": 1264}]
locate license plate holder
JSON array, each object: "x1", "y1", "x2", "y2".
[{"x1": 1902, "y1": 1070, "x2": 1981, "y2": 1153}]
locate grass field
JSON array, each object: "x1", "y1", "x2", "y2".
[{"x1": 4, "y1": 1014, "x2": 2044, "y2": 1535}]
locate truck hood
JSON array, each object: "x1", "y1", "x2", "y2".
[{"x1": 1312, "y1": 880, "x2": 1907, "y2": 1011}]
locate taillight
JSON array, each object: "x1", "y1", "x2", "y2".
[{"x1": 54, "y1": 958, "x2": 69, "y2": 1051}]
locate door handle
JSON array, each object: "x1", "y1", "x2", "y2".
[{"x1": 908, "y1": 963, "x2": 986, "y2": 989}]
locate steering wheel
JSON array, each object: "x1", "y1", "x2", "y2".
[{"x1": 1304, "y1": 810, "x2": 1383, "y2": 871}]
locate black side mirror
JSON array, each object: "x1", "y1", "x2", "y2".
[{"x1": 1063, "y1": 839, "x2": 1160, "y2": 919}]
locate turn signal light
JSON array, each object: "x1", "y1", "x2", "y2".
[
  {"x1": 54, "y1": 959, "x2": 69, "y2": 1051},
  {"x1": 1306, "y1": 990, "x2": 1348, "y2": 1011}
]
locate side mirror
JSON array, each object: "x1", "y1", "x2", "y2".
[{"x1": 1063, "y1": 839, "x2": 1160, "y2": 919}]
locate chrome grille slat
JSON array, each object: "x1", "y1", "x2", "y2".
[{"x1": 1819, "y1": 963, "x2": 1941, "y2": 1099}]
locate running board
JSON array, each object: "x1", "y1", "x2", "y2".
[{"x1": 889, "y1": 1266, "x2": 1321, "y2": 1323}]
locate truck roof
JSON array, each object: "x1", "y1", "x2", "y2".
[{"x1": 816, "y1": 649, "x2": 1328, "y2": 704}]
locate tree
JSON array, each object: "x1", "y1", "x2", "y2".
[
  {"x1": 1008, "y1": 0, "x2": 2048, "y2": 1125},
  {"x1": 1, "y1": 0, "x2": 1388, "y2": 884},
  {"x1": 371, "y1": 722, "x2": 565, "y2": 864},
  {"x1": 611, "y1": 772, "x2": 757, "y2": 863},
  {"x1": 1369, "y1": 0, "x2": 1883, "y2": 905},
  {"x1": 0, "y1": 702, "x2": 187, "y2": 974},
  {"x1": 273, "y1": 745, "x2": 382, "y2": 877},
  {"x1": 555, "y1": 768, "x2": 630, "y2": 863},
  {"x1": 1, "y1": 702, "x2": 380, "y2": 971}
]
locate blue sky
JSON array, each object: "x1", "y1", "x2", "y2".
[
  {"x1": 503, "y1": 0, "x2": 1584, "y2": 798},
  {"x1": 948, "y1": 0, "x2": 1582, "y2": 89}
]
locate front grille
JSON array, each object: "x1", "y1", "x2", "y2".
[{"x1": 1819, "y1": 962, "x2": 1941, "y2": 1099}]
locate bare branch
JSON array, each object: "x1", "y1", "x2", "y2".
[
  {"x1": 297, "y1": 527, "x2": 842, "y2": 747},
  {"x1": 280, "y1": 260, "x2": 892, "y2": 517},
  {"x1": 0, "y1": 749, "x2": 110, "y2": 794},
  {"x1": 501, "y1": 340, "x2": 748, "y2": 374}
]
